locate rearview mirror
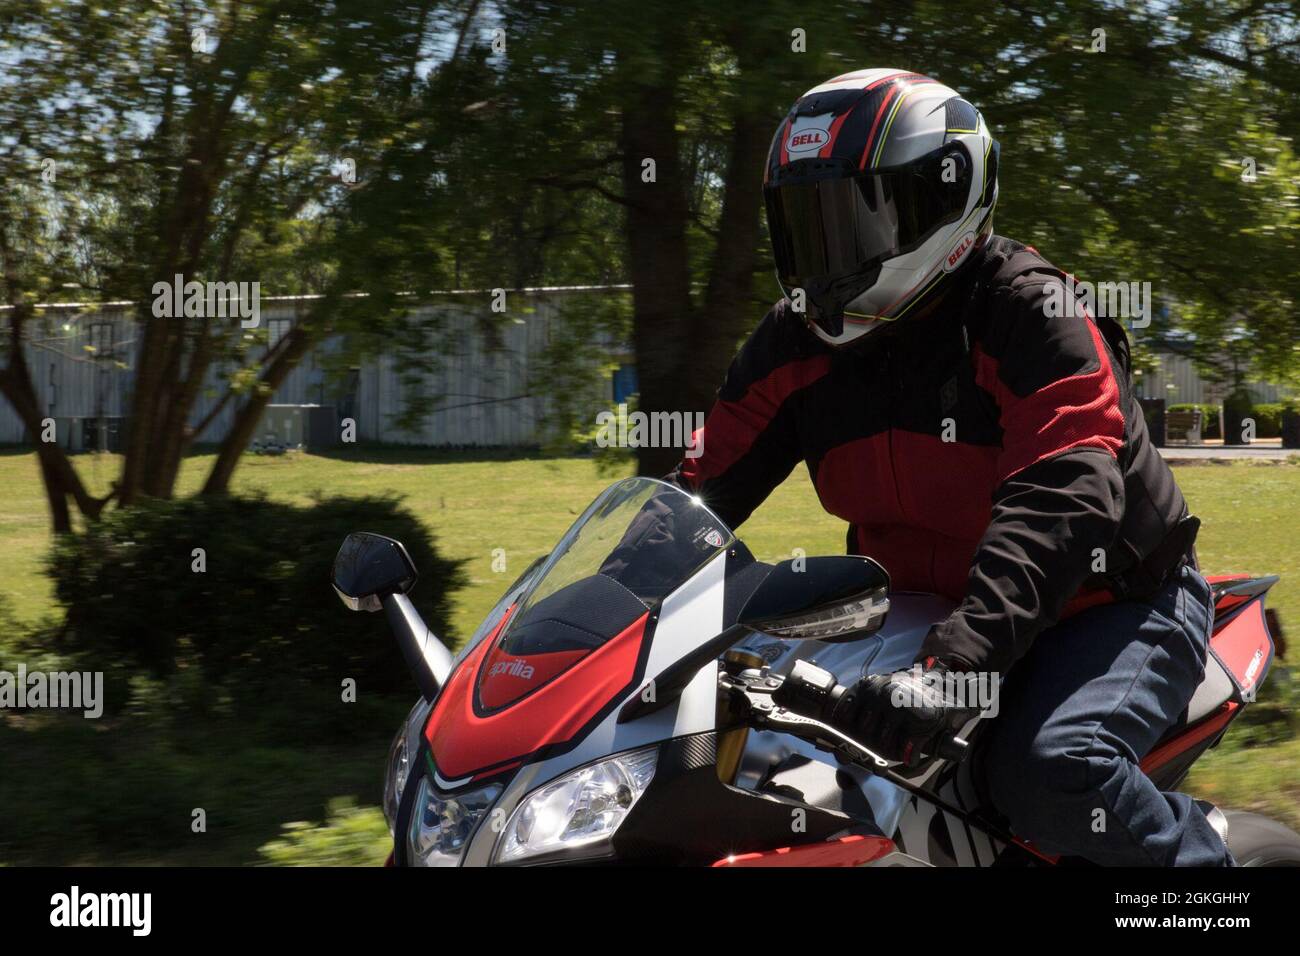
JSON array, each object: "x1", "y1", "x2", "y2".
[
  {"x1": 332, "y1": 532, "x2": 418, "y2": 612},
  {"x1": 739, "y1": 555, "x2": 890, "y2": 642}
]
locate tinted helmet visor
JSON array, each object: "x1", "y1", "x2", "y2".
[{"x1": 764, "y1": 143, "x2": 972, "y2": 334}]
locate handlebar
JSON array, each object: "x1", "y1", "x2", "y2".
[
  {"x1": 716, "y1": 654, "x2": 991, "y2": 850},
  {"x1": 761, "y1": 658, "x2": 970, "y2": 766}
]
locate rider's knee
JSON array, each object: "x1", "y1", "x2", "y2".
[{"x1": 986, "y1": 728, "x2": 1102, "y2": 833}]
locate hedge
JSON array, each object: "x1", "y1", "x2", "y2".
[{"x1": 44, "y1": 493, "x2": 466, "y2": 728}]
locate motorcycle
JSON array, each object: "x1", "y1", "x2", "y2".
[{"x1": 331, "y1": 475, "x2": 1300, "y2": 866}]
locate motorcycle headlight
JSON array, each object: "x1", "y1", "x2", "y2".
[
  {"x1": 493, "y1": 746, "x2": 658, "y2": 865},
  {"x1": 383, "y1": 698, "x2": 429, "y2": 835},
  {"x1": 407, "y1": 775, "x2": 503, "y2": 867},
  {"x1": 382, "y1": 727, "x2": 409, "y2": 835}
]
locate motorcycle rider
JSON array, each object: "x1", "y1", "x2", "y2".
[{"x1": 667, "y1": 69, "x2": 1230, "y2": 866}]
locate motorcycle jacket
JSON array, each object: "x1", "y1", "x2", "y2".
[{"x1": 669, "y1": 236, "x2": 1198, "y2": 674}]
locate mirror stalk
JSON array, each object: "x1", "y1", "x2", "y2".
[{"x1": 384, "y1": 592, "x2": 454, "y2": 700}]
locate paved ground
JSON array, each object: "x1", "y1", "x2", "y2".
[{"x1": 1160, "y1": 439, "x2": 1297, "y2": 461}]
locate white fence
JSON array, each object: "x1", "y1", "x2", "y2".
[
  {"x1": 0, "y1": 289, "x2": 628, "y2": 448},
  {"x1": 1134, "y1": 353, "x2": 1286, "y2": 405},
  {"x1": 1, "y1": 290, "x2": 1284, "y2": 448}
]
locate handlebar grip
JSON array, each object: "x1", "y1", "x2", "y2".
[
  {"x1": 773, "y1": 659, "x2": 843, "y2": 721},
  {"x1": 771, "y1": 664, "x2": 972, "y2": 765},
  {"x1": 935, "y1": 733, "x2": 969, "y2": 763}
]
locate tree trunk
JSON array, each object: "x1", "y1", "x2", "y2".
[
  {"x1": 691, "y1": 99, "x2": 771, "y2": 409},
  {"x1": 0, "y1": 327, "x2": 110, "y2": 527},
  {"x1": 118, "y1": 308, "x2": 169, "y2": 505},
  {"x1": 149, "y1": 323, "x2": 219, "y2": 497},
  {"x1": 35, "y1": 444, "x2": 73, "y2": 534},
  {"x1": 617, "y1": 39, "x2": 697, "y2": 478},
  {"x1": 201, "y1": 323, "x2": 316, "y2": 496}
]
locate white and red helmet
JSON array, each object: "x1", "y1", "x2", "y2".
[{"x1": 763, "y1": 68, "x2": 999, "y2": 346}]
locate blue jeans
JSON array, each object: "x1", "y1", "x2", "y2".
[{"x1": 981, "y1": 564, "x2": 1232, "y2": 866}]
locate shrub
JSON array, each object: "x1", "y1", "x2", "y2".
[
  {"x1": 1252, "y1": 403, "x2": 1284, "y2": 439},
  {"x1": 1197, "y1": 403, "x2": 1222, "y2": 440},
  {"x1": 256, "y1": 799, "x2": 390, "y2": 866},
  {"x1": 46, "y1": 493, "x2": 466, "y2": 724}
]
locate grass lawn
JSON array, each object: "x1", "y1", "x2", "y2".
[
  {"x1": 4, "y1": 447, "x2": 1299, "y2": 642},
  {"x1": 1, "y1": 447, "x2": 1297, "y2": 861},
  {"x1": 0, "y1": 446, "x2": 859, "y2": 640}
]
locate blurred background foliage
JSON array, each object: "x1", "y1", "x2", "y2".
[
  {"x1": 1, "y1": 0, "x2": 1298, "y2": 863},
  {"x1": 2, "y1": 0, "x2": 1298, "y2": 481},
  {"x1": 44, "y1": 493, "x2": 464, "y2": 721}
]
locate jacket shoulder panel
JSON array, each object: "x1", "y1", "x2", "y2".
[
  {"x1": 975, "y1": 242, "x2": 1107, "y2": 399},
  {"x1": 718, "y1": 298, "x2": 829, "y2": 403}
]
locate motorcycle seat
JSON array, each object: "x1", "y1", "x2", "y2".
[{"x1": 1149, "y1": 646, "x2": 1235, "y2": 749}]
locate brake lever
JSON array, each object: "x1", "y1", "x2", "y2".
[
  {"x1": 723, "y1": 674, "x2": 890, "y2": 769},
  {"x1": 722, "y1": 670, "x2": 967, "y2": 771},
  {"x1": 720, "y1": 670, "x2": 1001, "y2": 848},
  {"x1": 754, "y1": 703, "x2": 891, "y2": 769}
]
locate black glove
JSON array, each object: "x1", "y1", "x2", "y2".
[{"x1": 830, "y1": 659, "x2": 980, "y2": 768}]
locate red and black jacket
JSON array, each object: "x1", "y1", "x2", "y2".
[{"x1": 669, "y1": 237, "x2": 1197, "y2": 674}]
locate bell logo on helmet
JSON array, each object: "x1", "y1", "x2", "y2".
[
  {"x1": 943, "y1": 231, "x2": 977, "y2": 273},
  {"x1": 787, "y1": 125, "x2": 830, "y2": 155}
]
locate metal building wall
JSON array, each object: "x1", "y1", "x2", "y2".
[
  {"x1": 0, "y1": 309, "x2": 137, "y2": 444},
  {"x1": 10, "y1": 291, "x2": 1279, "y2": 446},
  {"x1": 0, "y1": 293, "x2": 593, "y2": 447},
  {"x1": 356, "y1": 303, "x2": 555, "y2": 445},
  {"x1": 1133, "y1": 353, "x2": 1285, "y2": 404}
]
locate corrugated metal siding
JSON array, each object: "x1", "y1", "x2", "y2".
[
  {"x1": 356, "y1": 305, "x2": 554, "y2": 445},
  {"x1": 6, "y1": 293, "x2": 1283, "y2": 446},
  {"x1": 0, "y1": 295, "x2": 593, "y2": 447},
  {"x1": 1134, "y1": 353, "x2": 1286, "y2": 404},
  {"x1": 0, "y1": 312, "x2": 139, "y2": 443}
]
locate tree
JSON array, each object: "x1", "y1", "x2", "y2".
[
  {"x1": 5, "y1": 0, "x2": 1297, "y2": 533},
  {"x1": 0, "y1": 184, "x2": 113, "y2": 532},
  {"x1": 0, "y1": 0, "x2": 489, "y2": 527},
  {"x1": 465, "y1": 0, "x2": 1299, "y2": 473},
  {"x1": 473, "y1": 0, "x2": 845, "y2": 474}
]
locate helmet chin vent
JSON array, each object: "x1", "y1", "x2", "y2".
[{"x1": 790, "y1": 265, "x2": 884, "y2": 342}]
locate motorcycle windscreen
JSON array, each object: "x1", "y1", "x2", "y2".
[{"x1": 476, "y1": 477, "x2": 734, "y2": 712}]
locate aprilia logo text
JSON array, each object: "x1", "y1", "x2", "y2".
[{"x1": 490, "y1": 659, "x2": 535, "y2": 680}]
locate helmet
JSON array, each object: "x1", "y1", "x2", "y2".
[{"x1": 763, "y1": 68, "x2": 999, "y2": 347}]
